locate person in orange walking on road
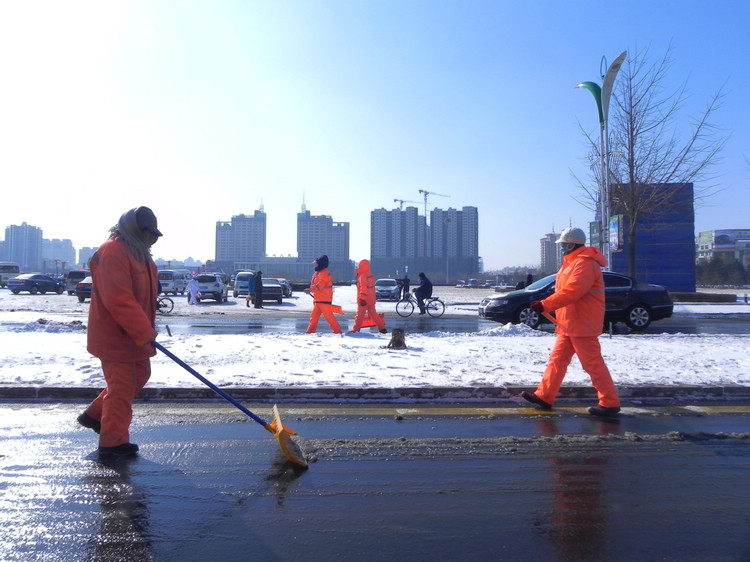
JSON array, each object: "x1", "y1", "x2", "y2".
[
  {"x1": 304, "y1": 254, "x2": 342, "y2": 334},
  {"x1": 520, "y1": 227, "x2": 621, "y2": 417},
  {"x1": 351, "y1": 259, "x2": 387, "y2": 333},
  {"x1": 77, "y1": 206, "x2": 162, "y2": 455}
]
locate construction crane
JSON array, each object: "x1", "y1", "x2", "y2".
[
  {"x1": 418, "y1": 189, "x2": 450, "y2": 218},
  {"x1": 393, "y1": 198, "x2": 421, "y2": 210}
]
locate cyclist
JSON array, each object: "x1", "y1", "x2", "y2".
[{"x1": 412, "y1": 272, "x2": 433, "y2": 315}]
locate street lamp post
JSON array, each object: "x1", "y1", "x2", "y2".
[{"x1": 576, "y1": 50, "x2": 627, "y2": 268}]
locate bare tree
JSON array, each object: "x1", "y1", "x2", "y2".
[{"x1": 574, "y1": 44, "x2": 728, "y2": 277}]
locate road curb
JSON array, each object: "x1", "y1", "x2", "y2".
[{"x1": 1, "y1": 385, "x2": 749, "y2": 403}]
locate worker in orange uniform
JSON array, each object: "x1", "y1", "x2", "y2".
[
  {"x1": 520, "y1": 227, "x2": 621, "y2": 417},
  {"x1": 76, "y1": 206, "x2": 162, "y2": 455},
  {"x1": 351, "y1": 259, "x2": 387, "y2": 333},
  {"x1": 304, "y1": 254, "x2": 342, "y2": 334}
]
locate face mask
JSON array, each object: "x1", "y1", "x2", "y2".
[{"x1": 562, "y1": 243, "x2": 576, "y2": 255}]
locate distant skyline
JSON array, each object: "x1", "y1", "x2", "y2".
[{"x1": 1, "y1": 1, "x2": 748, "y2": 270}]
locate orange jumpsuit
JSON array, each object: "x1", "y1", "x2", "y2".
[
  {"x1": 533, "y1": 246, "x2": 620, "y2": 408},
  {"x1": 84, "y1": 238, "x2": 159, "y2": 448},
  {"x1": 351, "y1": 259, "x2": 386, "y2": 332},
  {"x1": 306, "y1": 267, "x2": 342, "y2": 334}
]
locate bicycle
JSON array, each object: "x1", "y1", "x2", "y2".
[
  {"x1": 395, "y1": 294, "x2": 445, "y2": 318},
  {"x1": 156, "y1": 295, "x2": 174, "y2": 314}
]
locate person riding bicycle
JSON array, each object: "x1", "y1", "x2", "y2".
[{"x1": 412, "y1": 272, "x2": 433, "y2": 315}]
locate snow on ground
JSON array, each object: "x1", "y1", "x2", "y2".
[{"x1": 0, "y1": 286, "x2": 748, "y2": 390}]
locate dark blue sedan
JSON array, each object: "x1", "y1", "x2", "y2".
[{"x1": 8, "y1": 273, "x2": 66, "y2": 295}]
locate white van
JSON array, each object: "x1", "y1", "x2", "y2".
[
  {"x1": 65, "y1": 269, "x2": 90, "y2": 295},
  {"x1": 233, "y1": 271, "x2": 255, "y2": 298},
  {"x1": 158, "y1": 269, "x2": 190, "y2": 295}
]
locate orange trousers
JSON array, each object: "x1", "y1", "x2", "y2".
[
  {"x1": 85, "y1": 359, "x2": 151, "y2": 447},
  {"x1": 535, "y1": 334, "x2": 620, "y2": 408},
  {"x1": 306, "y1": 303, "x2": 342, "y2": 334},
  {"x1": 352, "y1": 303, "x2": 385, "y2": 332}
]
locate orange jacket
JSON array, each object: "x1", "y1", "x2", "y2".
[
  {"x1": 541, "y1": 246, "x2": 607, "y2": 337},
  {"x1": 87, "y1": 238, "x2": 158, "y2": 361},
  {"x1": 309, "y1": 268, "x2": 334, "y2": 303},
  {"x1": 355, "y1": 260, "x2": 376, "y2": 305}
]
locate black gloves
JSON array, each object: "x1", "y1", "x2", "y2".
[{"x1": 530, "y1": 301, "x2": 544, "y2": 314}]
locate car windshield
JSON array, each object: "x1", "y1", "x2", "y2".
[
  {"x1": 524, "y1": 275, "x2": 556, "y2": 291},
  {"x1": 376, "y1": 280, "x2": 397, "y2": 287},
  {"x1": 196, "y1": 275, "x2": 217, "y2": 283}
]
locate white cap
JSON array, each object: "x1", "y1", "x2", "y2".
[{"x1": 555, "y1": 227, "x2": 586, "y2": 245}]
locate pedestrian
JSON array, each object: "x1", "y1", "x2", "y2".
[
  {"x1": 401, "y1": 274, "x2": 410, "y2": 299},
  {"x1": 351, "y1": 259, "x2": 387, "y2": 333},
  {"x1": 76, "y1": 206, "x2": 162, "y2": 456},
  {"x1": 187, "y1": 276, "x2": 200, "y2": 305},
  {"x1": 304, "y1": 254, "x2": 342, "y2": 334},
  {"x1": 245, "y1": 273, "x2": 256, "y2": 308},
  {"x1": 412, "y1": 272, "x2": 432, "y2": 314},
  {"x1": 253, "y1": 271, "x2": 263, "y2": 308},
  {"x1": 520, "y1": 227, "x2": 621, "y2": 417}
]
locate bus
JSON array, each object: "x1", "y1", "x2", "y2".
[{"x1": 0, "y1": 262, "x2": 20, "y2": 288}]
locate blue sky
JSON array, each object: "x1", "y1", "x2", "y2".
[{"x1": 1, "y1": 1, "x2": 747, "y2": 270}]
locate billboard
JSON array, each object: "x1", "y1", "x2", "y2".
[{"x1": 608, "y1": 215, "x2": 623, "y2": 252}]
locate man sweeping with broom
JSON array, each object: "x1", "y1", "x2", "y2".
[{"x1": 350, "y1": 259, "x2": 387, "y2": 334}]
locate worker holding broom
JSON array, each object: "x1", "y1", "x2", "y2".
[
  {"x1": 304, "y1": 254, "x2": 342, "y2": 334},
  {"x1": 76, "y1": 206, "x2": 162, "y2": 456},
  {"x1": 351, "y1": 259, "x2": 387, "y2": 333}
]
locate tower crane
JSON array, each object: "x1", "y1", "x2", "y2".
[
  {"x1": 418, "y1": 189, "x2": 450, "y2": 219},
  {"x1": 393, "y1": 198, "x2": 421, "y2": 210}
]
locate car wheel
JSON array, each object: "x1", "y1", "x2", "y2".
[
  {"x1": 277, "y1": 298, "x2": 282, "y2": 304},
  {"x1": 624, "y1": 304, "x2": 651, "y2": 330},
  {"x1": 11, "y1": 290, "x2": 19, "y2": 294},
  {"x1": 78, "y1": 296, "x2": 85, "y2": 303},
  {"x1": 30, "y1": 286, "x2": 38, "y2": 295},
  {"x1": 56, "y1": 286, "x2": 64, "y2": 294},
  {"x1": 516, "y1": 305, "x2": 541, "y2": 329}
]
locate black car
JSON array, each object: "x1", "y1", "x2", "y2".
[
  {"x1": 478, "y1": 272, "x2": 673, "y2": 330},
  {"x1": 8, "y1": 273, "x2": 66, "y2": 295}
]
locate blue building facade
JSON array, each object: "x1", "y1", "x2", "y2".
[{"x1": 610, "y1": 183, "x2": 696, "y2": 292}]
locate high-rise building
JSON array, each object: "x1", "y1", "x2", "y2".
[
  {"x1": 539, "y1": 232, "x2": 559, "y2": 276},
  {"x1": 42, "y1": 239, "x2": 76, "y2": 273},
  {"x1": 296, "y1": 206, "x2": 349, "y2": 264},
  {"x1": 5, "y1": 223, "x2": 43, "y2": 272},
  {"x1": 370, "y1": 205, "x2": 478, "y2": 282},
  {"x1": 215, "y1": 209, "x2": 267, "y2": 272}
]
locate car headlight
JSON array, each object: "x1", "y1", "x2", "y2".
[{"x1": 484, "y1": 299, "x2": 507, "y2": 310}]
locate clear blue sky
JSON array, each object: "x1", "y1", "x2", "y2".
[{"x1": 1, "y1": 1, "x2": 747, "y2": 270}]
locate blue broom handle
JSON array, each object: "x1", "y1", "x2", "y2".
[{"x1": 153, "y1": 341, "x2": 268, "y2": 428}]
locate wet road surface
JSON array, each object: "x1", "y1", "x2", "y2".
[{"x1": 1, "y1": 402, "x2": 749, "y2": 561}]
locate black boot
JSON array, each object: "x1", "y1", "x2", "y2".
[
  {"x1": 77, "y1": 412, "x2": 101, "y2": 434},
  {"x1": 520, "y1": 391, "x2": 552, "y2": 410},
  {"x1": 588, "y1": 405, "x2": 621, "y2": 417}
]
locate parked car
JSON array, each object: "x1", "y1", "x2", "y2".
[
  {"x1": 195, "y1": 274, "x2": 229, "y2": 303},
  {"x1": 478, "y1": 271, "x2": 674, "y2": 331},
  {"x1": 275, "y1": 278, "x2": 293, "y2": 298},
  {"x1": 158, "y1": 269, "x2": 190, "y2": 295},
  {"x1": 75, "y1": 276, "x2": 93, "y2": 302},
  {"x1": 232, "y1": 271, "x2": 255, "y2": 298},
  {"x1": 259, "y1": 278, "x2": 284, "y2": 304},
  {"x1": 8, "y1": 273, "x2": 66, "y2": 295},
  {"x1": 65, "y1": 269, "x2": 90, "y2": 295},
  {"x1": 375, "y1": 278, "x2": 401, "y2": 301}
]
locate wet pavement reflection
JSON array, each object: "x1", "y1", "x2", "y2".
[{"x1": 1, "y1": 403, "x2": 749, "y2": 561}]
